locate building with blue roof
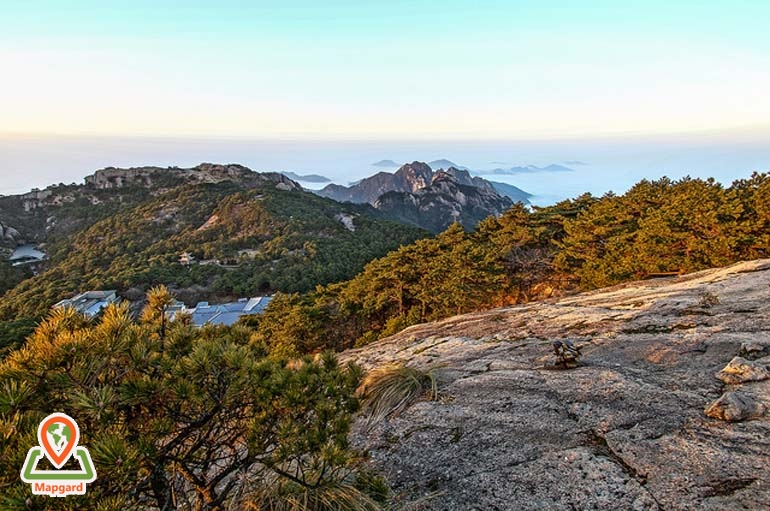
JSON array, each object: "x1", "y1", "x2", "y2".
[
  {"x1": 54, "y1": 290, "x2": 119, "y2": 317},
  {"x1": 189, "y1": 297, "x2": 272, "y2": 327}
]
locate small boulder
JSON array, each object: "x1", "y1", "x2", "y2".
[
  {"x1": 739, "y1": 341, "x2": 770, "y2": 360},
  {"x1": 705, "y1": 391, "x2": 766, "y2": 422},
  {"x1": 715, "y1": 356, "x2": 770, "y2": 384}
]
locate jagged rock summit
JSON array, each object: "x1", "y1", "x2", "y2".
[
  {"x1": 318, "y1": 162, "x2": 435, "y2": 204},
  {"x1": 317, "y1": 161, "x2": 525, "y2": 232},
  {"x1": 345, "y1": 260, "x2": 770, "y2": 510},
  {"x1": 373, "y1": 170, "x2": 514, "y2": 232},
  {"x1": 317, "y1": 161, "x2": 530, "y2": 206}
]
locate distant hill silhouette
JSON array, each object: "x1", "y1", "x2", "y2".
[
  {"x1": 371, "y1": 159, "x2": 400, "y2": 168},
  {"x1": 477, "y1": 164, "x2": 575, "y2": 175},
  {"x1": 281, "y1": 171, "x2": 331, "y2": 183},
  {"x1": 428, "y1": 159, "x2": 470, "y2": 171}
]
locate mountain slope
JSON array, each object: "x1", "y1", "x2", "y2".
[
  {"x1": 345, "y1": 260, "x2": 770, "y2": 510},
  {"x1": 0, "y1": 167, "x2": 428, "y2": 319},
  {"x1": 0, "y1": 163, "x2": 301, "y2": 247},
  {"x1": 488, "y1": 180, "x2": 533, "y2": 203}
]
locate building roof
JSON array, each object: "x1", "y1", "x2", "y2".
[
  {"x1": 189, "y1": 296, "x2": 272, "y2": 327},
  {"x1": 9, "y1": 245, "x2": 47, "y2": 265},
  {"x1": 54, "y1": 290, "x2": 119, "y2": 317}
]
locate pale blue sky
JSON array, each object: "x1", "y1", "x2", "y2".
[{"x1": 1, "y1": 1, "x2": 770, "y2": 137}]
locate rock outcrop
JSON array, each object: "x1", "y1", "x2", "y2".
[
  {"x1": 373, "y1": 172, "x2": 514, "y2": 233},
  {"x1": 0, "y1": 221, "x2": 22, "y2": 245},
  {"x1": 715, "y1": 357, "x2": 770, "y2": 385},
  {"x1": 704, "y1": 391, "x2": 766, "y2": 422},
  {"x1": 345, "y1": 260, "x2": 770, "y2": 510},
  {"x1": 84, "y1": 163, "x2": 300, "y2": 191},
  {"x1": 317, "y1": 162, "x2": 435, "y2": 204}
]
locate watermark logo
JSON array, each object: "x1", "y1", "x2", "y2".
[{"x1": 20, "y1": 412, "x2": 97, "y2": 497}]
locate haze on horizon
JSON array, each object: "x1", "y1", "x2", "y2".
[{"x1": 2, "y1": 1, "x2": 770, "y2": 201}]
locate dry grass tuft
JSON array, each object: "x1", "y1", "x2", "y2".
[{"x1": 357, "y1": 365, "x2": 438, "y2": 425}]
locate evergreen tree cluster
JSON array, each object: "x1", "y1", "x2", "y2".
[{"x1": 0, "y1": 288, "x2": 383, "y2": 510}]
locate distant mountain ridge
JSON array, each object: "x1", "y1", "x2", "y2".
[
  {"x1": 477, "y1": 163, "x2": 575, "y2": 175},
  {"x1": 280, "y1": 171, "x2": 331, "y2": 183},
  {"x1": 371, "y1": 159, "x2": 400, "y2": 168},
  {"x1": 428, "y1": 159, "x2": 470, "y2": 171}
]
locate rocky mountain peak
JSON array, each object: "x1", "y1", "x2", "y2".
[
  {"x1": 393, "y1": 161, "x2": 434, "y2": 192},
  {"x1": 373, "y1": 172, "x2": 513, "y2": 232},
  {"x1": 313, "y1": 161, "x2": 529, "y2": 231}
]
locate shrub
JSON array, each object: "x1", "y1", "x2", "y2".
[{"x1": 0, "y1": 294, "x2": 380, "y2": 510}]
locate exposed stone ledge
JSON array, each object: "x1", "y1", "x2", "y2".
[{"x1": 345, "y1": 260, "x2": 770, "y2": 510}]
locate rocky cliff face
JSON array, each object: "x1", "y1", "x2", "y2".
[
  {"x1": 373, "y1": 172, "x2": 514, "y2": 232},
  {"x1": 84, "y1": 163, "x2": 300, "y2": 191},
  {"x1": 317, "y1": 162, "x2": 435, "y2": 204},
  {"x1": 0, "y1": 221, "x2": 23, "y2": 249},
  {"x1": 441, "y1": 167, "x2": 496, "y2": 193},
  {"x1": 316, "y1": 162, "x2": 528, "y2": 231},
  {"x1": 345, "y1": 260, "x2": 770, "y2": 510},
  {"x1": 442, "y1": 167, "x2": 532, "y2": 204}
]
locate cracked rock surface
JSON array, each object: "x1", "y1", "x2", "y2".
[{"x1": 344, "y1": 260, "x2": 770, "y2": 510}]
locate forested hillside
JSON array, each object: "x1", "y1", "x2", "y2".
[
  {"x1": 0, "y1": 182, "x2": 426, "y2": 320},
  {"x1": 252, "y1": 173, "x2": 770, "y2": 355},
  {"x1": 5, "y1": 171, "x2": 770, "y2": 358}
]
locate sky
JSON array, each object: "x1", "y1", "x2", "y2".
[
  {"x1": 2, "y1": 0, "x2": 770, "y2": 139},
  {"x1": 1, "y1": 1, "x2": 770, "y2": 201}
]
